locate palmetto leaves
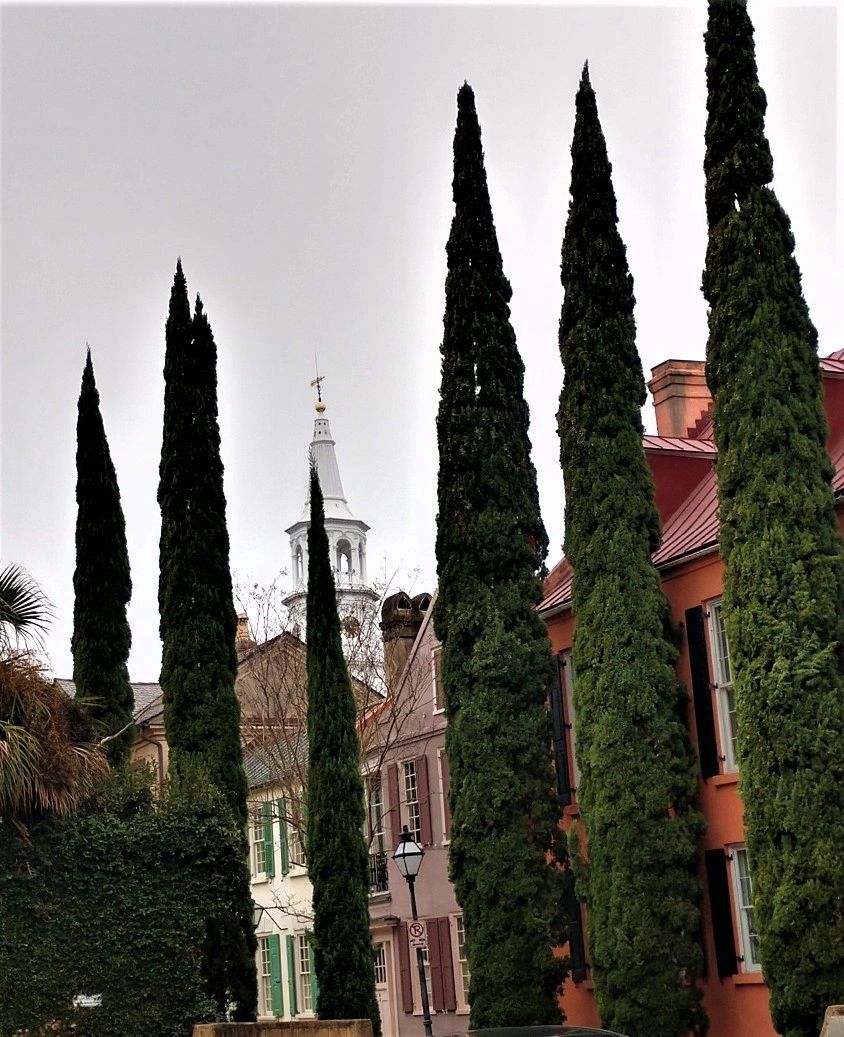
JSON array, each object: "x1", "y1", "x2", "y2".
[{"x1": 0, "y1": 564, "x2": 51, "y2": 652}]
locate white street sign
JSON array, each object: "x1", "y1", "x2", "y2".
[{"x1": 408, "y1": 920, "x2": 427, "y2": 950}]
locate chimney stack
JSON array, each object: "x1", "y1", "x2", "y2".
[
  {"x1": 235, "y1": 612, "x2": 256, "y2": 656},
  {"x1": 648, "y1": 359, "x2": 712, "y2": 438},
  {"x1": 380, "y1": 592, "x2": 431, "y2": 695}
]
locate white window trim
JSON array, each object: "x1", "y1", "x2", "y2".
[
  {"x1": 437, "y1": 747, "x2": 450, "y2": 845},
  {"x1": 730, "y1": 845, "x2": 762, "y2": 973},
  {"x1": 250, "y1": 812, "x2": 269, "y2": 884},
  {"x1": 450, "y1": 914, "x2": 470, "y2": 1014},
  {"x1": 400, "y1": 758, "x2": 423, "y2": 844},
  {"x1": 409, "y1": 942, "x2": 436, "y2": 1017},
  {"x1": 431, "y1": 646, "x2": 445, "y2": 715},
  {"x1": 707, "y1": 600, "x2": 738, "y2": 774},
  {"x1": 296, "y1": 931, "x2": 316, "y2": 1016},
  {"x1": 257, "y1": 934, "x2": 273, "y2": 1018}
]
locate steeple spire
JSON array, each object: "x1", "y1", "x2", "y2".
[{"x1": 283, "y1": 388, "x2": 377, "y2": 634}]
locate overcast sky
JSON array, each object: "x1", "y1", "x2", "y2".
[{"x1": 1, "y1": 1, "x2": 839, "y2": 682}]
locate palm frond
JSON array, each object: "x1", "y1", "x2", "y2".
[{"x1": 0, "y1": 564, "x2": 52, "y2": 651}]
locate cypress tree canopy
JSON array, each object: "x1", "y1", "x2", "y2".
[
  {"x1": 703, "y1": 6, "x2": 844, "y2": 1034},
  {"x1": 72, "y1": 349, "x2": 134, "y2": 766},
  {"x1": 157, "y1": 260, "x2": 256, "y2": 1020},
  {"x1": 158, "y1": 265, "x2": 246, "y2": 826},
  {"x1": 306, "y1": 465, "x2": 381, "y2": 1036},
  {"x1": 558, "y1": 65, "x2": 706, "y2": 1037},
  {"x1": 434, "y1": 82, "x2": 565, "y2": 1028}
]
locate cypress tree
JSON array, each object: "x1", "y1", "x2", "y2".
[
  {"x1": 306, "y1": 465, "x2": 380, "y2": 1036},
  {"x1": 557, "y1": 66, "x2": 707, "y2": 1037},
  {"x1": 72, "y1": 350, "x2": 134, "y2": 766},
  {"x1": 434, "y1": 83, "x2": 566, "y2": 1028},
  {"x1": 158, "y1": 260, "x2": 257, "y2": 1020},
  {"x1": 702, "y1": 4, "x2": 844, "y2": 1034}
]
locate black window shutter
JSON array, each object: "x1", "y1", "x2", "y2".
[
  {"x1": 705, "y1": 849, "x2": 738, "y2": 978},
  {"x1": 549, "y1": 655, "x2": 571, "y2": 806},
  {"x1": 685, "y1": 606, "x2": 720, "y2": 779},
  {"x1": 563, "y1": 869, "x2": 587, "y2": 982}
]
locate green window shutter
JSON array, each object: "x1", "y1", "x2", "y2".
[
  {"x1": 286, "y1": 934, "x2": 298, "y2": 1016},
  {"x1": 268, "y1": 933, "x2": 284, "y2": 1017},
  {"x1": 278, "y1": 797, "x2": 290, "y2": 875},
  {"x1": 308, "y1": 938, "x2": 319, "y2": 1013},
  {"x1": 262, "y1": 802, "x2": 275, "y2": 879}
]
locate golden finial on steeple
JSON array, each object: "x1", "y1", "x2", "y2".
[{"x1": 310, "y1": 355, "x2": 326, "y2": 413}]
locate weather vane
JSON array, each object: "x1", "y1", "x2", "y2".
[{"x1": 310, "y1": 356, "x2": 326, "y2": 412}]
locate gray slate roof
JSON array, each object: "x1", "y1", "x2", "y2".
[{"x1": 57, "y1": 678, "x2": 163, "y2": 723}]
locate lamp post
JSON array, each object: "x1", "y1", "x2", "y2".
[{"x1": 393, "y1": 825, "x2": 433, "y2": 1037}]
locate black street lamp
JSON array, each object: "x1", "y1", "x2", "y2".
[{"x1": 393, "y1": 825, "x2": 433, "y2": 1037}]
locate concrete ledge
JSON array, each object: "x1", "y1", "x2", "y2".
[
  {"x1": 821, "y1": 1006, "x2": 844, "y2": 1037},
  {"x1": 194, "y1": 1021, "x2": 373, "y2": 1037}
]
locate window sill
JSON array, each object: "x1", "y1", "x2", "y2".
[
  {"x1": 732, "y1": 971, "x2": 765, "y2": 985},
  {"x1": 710, "y1": 773, "x2": 739, "y2": 788},
  {"x1": 251, "y1": 874, "x2": 270, "y2": 885},
  {"x1": 433, "y1": 707, "x2": 445, "y2": 716},
  {"x1": 369, "y1": 891, "x2": 391, "y2": 903}
]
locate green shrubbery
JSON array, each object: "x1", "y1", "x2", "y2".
[{"x1": 0, "y1": 767, "x2": 252, "y2": 1037}]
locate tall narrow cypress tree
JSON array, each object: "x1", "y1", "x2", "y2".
[
  {"x1": 158, "y1": 260, "x2": 257, "y2": 1020},
  {"x1": 557, "y1": 66, "x2": 707, "y2": 1037},
  {"x1": 702, "y1": 5, "x2": 844, "y2": 1035},
  {"x1": 72, "y1": 349, "x2": 134, "y2": 765},
  {"x1": 434, "y1": 83, "x2": 566, "y2": 1028},
  {"x1": 306, "y1": 465, "x2": 380, "y2": 1035}
]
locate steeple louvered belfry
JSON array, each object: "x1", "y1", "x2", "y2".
[{"x1": 283, "y1": 393, "x2": 377, "y2": 635}]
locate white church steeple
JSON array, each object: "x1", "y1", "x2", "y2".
[{"x1": 283, "y1": 387, "x2": 377, "y2": 632}]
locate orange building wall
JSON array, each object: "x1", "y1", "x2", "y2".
[{"x1": 545, "y1": 547, "x2": 778, "y2": 1037}]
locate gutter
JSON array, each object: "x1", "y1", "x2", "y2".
[{"x1": 538, "y1": 540, "x2": 720, "y2": 620}]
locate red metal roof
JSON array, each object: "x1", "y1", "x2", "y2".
[
  {"x1": 822, "y1": 347, "x2": 844, "y2": 370},
  {"x1": 540, "y1": 437, "x2": 844, "y2": 615},
  {"x1": 652, "y1": 467, "x2": 719, "y2": 566},
  {"x1": 642, "y1": 435, "x2": 716, "y2": 455},
  {"x1": 831, "y1": 436, "x2": 844, "y2": 494}
]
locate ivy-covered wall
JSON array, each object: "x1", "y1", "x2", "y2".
[{"x1": 0, "y1": 778, "x2": 251, "y2": 1037}]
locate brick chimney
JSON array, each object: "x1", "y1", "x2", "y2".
[
  {"x1": 235, "y1": 612, "x2": 255, "y2": 656},
  {"x1": 380, "y1": 591, "x2": 431, "y2": 695},
  {"x1": 648, "y1": 359, "x2": 712, "y2": 438}
]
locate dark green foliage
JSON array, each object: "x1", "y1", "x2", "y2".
[
  {"x1": 434, "y1": 82, "x2": 566, "y2": 1028},
  {"x1": 557, "y1": 66, "x2": 707, "y2": 1037},
  {"x1": 157, "y1": 260, "x2": 256, "y2": 1019},
  {"x1": 158, "y1": 260, "x2": 247, "y2": 827},
  {"x1": 703, "y1": 6, "x2": 844, "y2": 1034},
  {"x1": 0, "y1": 768, "x2": 252, "y2": 1037},
  {"x1": 306, "y1": 466, "x2": 381, "y2": 1036},
  {"x1": 71, "y1": 350, "x2": 134, "y2": 765}
]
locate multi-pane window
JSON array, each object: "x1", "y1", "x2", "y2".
[
  {"x1": 288, "y1": 793, "x2": 307, "y2": 867},
  {"x1": 368, "y1": 779, "x2": 386, "y2": 854},
  {"x1": 709, "y1": 601, "x2": 738, "y2": 772},
  {"x1": 289, "y1": 820, "x2": 306, "y2": 868},
  {"x1": 257, "y1": 936, "x2": 273, "y2": 1017},
  {"x1": 732, "y1": 846, "x2": 761, "y2": 971},
  {"x1": 455, "y1": 915, "x2": 470, "y2": 1007},
  {"x1": 374, "y1": 942, "x2": 388, "y2": 985},
  {"x1": 417, "y1": 946, "x2": 433, "y2": 1008},
  {"x1": 403, "y1": 760, "x2": 422, "y2": 843},
  {"x1": 367, "y1": 779, "x2": 389, "y2": 893},
  {"x1": 297, "y1": 933, "x2": 313, "y2": 1012},
  {"x1": 251, "y1": 815, "x2": 267, "y2": 877}
]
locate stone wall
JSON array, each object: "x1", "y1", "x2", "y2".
[{"x1": 194, "y1": 1021, "x2": 373, "y2": 1037}]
